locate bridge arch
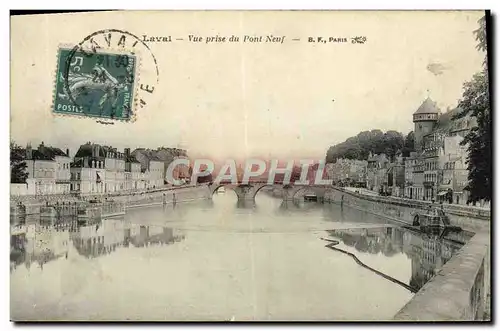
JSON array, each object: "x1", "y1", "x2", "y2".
[
  {"x1": 287, "y1": 186, "x2": 326, "y2": 200},
  {"x1": 252, "y1": 183, "x2": 276, "y2": 199},
  {"x1": 209, "y1": 183, "x2": 237, "y2": 196},
  {"x1": 208, "y1": 182, "x2": 345, "y2": 202}
]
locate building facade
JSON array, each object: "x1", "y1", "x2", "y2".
[
  {"x1": 404, "y1": 98, "x2": 476, "y2": 204},
  {"x1": 25, "y1": 142, "x2": 71, "y2": 195},
  {"x1": 366, "y1": 153, "x2": 389, "y2": 193},
  {"x1": 70, "y1": 143, "x2": 127, "y2": 195},
  {"x1": 131, "y1": 149, "x2": 166, "y2": 189},
  {"x1": 326, "y1": 158, "x2": 367, "y2": 186}
]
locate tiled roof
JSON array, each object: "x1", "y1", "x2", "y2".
[
  {"x1": 31, "y1": 146, "x2": 68, "y2": 160},
  {"x1": 75, "y1": 143, "x2": 106, "y2": 158},
  {"x1": 75, "y1": 143, "x2": 127, "y2": 159},
  {"x1": 126, "y1": 155, "x2": 140, "y2": 163},
  {"x1": 434, "y1": 107, "x2": 461, "y2": 133},
  {"x1": 70, "y1": 159, "x2": 84, "y2": 168},
  {"x1": 413, "y1": 97, "x2": 439, "y2": 115}
]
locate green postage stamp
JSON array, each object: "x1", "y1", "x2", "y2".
[{"x1": 53, "y1": 47, "x2": 137, "y2": 121}]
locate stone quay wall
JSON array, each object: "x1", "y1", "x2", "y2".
[
  {"x1": 121, "y1": 185, "x2": 211, "y2": 209},
  {"x1": 324, "y1": 189, "x2": 490, "y2": 233},
  {"x1": 10, "y1": 185, "x2": 212, "y2": 217},
  {"x1": 394, "y1": 231, "x2": 491, "y2": 321}
]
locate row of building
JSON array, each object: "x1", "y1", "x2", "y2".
[
  {"x1": 13, "y1": 142, "x2": 190, "y2": 196},
  {"x1": 324, "y1": 97, "x2": 475, "y2": 205}
]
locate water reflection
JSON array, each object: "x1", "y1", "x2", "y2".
[
  {"x1": 10, "y1": 219, "x2": 73, "y2": 272},
  {"x1": 10, "y1": 217, "x2": 184, "y2": 270},
  {"x1": 10, "y1": 193, "x2": 473, "y2": 321},
  {"x1": 236, "y1": 199, "x2": 257, "y2": 209},
  {"x1": 326, "y1": 226, "x2": 472, "y2": 292}
]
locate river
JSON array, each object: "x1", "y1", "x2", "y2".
[{"x1": 10, "y1": 190, "x2": 471, "y2": 321}]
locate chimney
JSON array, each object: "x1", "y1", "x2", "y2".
[
  {"x1": 125, "y1": 148, "x2": 130, "y2": 158},
  {"x1": 66, "y1": 148, "x2": 70, "y2": 157},
  {"x1": 92, "y1": 145, "x2": 99, "y2": 158}
]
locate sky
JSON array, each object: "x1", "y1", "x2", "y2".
[{"x1": 10, "y1": 11, "x2": 486, "y2": 161}]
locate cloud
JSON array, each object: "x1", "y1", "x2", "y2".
[{"x1": 426, "y1": 62, "x2": 451, "y2": 76}]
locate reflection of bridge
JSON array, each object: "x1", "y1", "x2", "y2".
[{"x1": 209, "y1": 181, "x2": 340, "y2": 201}]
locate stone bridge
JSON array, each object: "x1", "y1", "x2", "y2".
[{"x1": 208, "y1": 182, "x2": 341, "y2": 201}]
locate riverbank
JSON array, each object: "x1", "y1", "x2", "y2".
[
  {"x1": 10, "y1": 185, "x2": 212, "y2": 217},
  {"x1": 324, "y1": 188, "x2": 490, "y2": 233}
]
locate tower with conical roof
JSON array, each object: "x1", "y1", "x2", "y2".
[{"x1": 413, "y1": 97, "x2": 439, "y2": 152}]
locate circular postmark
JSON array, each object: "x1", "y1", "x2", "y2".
[{"x1": 59, "y1": 29, "x2": 160, "y2": 123}]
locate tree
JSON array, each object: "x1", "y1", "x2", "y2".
[
  {"x1": 452, "y1": 15, "x2": 490, "y2": 202},
  {"x1": 10, "y1": 142, "x2": 28, "y2": 183},
  {"x1": 402, "y1": 131, "x2": 415, "y2": 157},
  {"x1": 475, "y1": 15, "x2": 487, "y2": 66},
  {"x1": 325, "y1": 129, "x2": 404, "y2": 163}
]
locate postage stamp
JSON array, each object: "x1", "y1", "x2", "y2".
[{"x1": 53, "y1": 47, "x2": 137, "y2": 121}]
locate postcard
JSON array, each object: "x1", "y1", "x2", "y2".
[{"x1": 10, "y1": 10, "x2": 491, "y2": 322}]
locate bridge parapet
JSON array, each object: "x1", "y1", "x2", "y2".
[{"x1": 208, "y1": 182, "x2": 338, "y2": 201}]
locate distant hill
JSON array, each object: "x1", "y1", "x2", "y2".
[{"x1": 326, "y1": 130, "x2": 414, "y2": 163}]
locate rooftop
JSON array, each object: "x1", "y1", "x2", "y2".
[
  {"x1": 413, "y1": 97, "x2": 440, "y2": 115},
  {"x1": 29, "y1": 143, "x2": 69, "y2": 161},
  {"x1": 74, "y1": 142, "x2": 125, "y2": 159}
]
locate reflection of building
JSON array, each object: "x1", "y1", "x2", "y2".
[
  {"x1": 402, "y1": 228, "x2": 463, "y2": 291},
  {"x1": 124, "y1": 225, "x2": 180, "y2": 247},
  {"x1": 71, "y1": 218, "x2": 125, "y2": 258},
  {"x1": 10, "y1": 224, "x2": 70, "y2": 271},
  {"x1": 328, "y1": 226, "x2": 405, "y2": 257},
  {"x1": 329, "y1": 226, "x2": 466, "y2": 292}
]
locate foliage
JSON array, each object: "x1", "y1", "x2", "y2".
[
  {"x1": 326, "y1": 130, "x2": 405, "y2": 163},
  {"x1": 452, "y1": 16, "x2": 491, "y2": 202},
  {"x1": 10, "y1": 141, "x2": 28, "y2": 183},
  {"x1": 474, "y1": 15, "x2": 488, "y2": 67},
  {"x1": 401, "y1": 131, "x2": 415, "y2": 157}
]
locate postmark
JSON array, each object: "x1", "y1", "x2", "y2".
[
  {"x1": 53, "y1": 29, "x2": 160, "y2": 123},
  {"x1": 54, "y1": 48, "x2": 136, "y2": 120}
]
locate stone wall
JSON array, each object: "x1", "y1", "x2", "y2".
[
  {"x1": 393, "y1": 232, "x2": 490, "y2": 321},
  {"x1": 10, "y1": 185, "x2": 212, "y2": 215},
  {"x1": 324, "y1": 189, "x2": 490, "y2": 233},
  {"x1": 123, "y1": 185, "x2": 211, "y2": 208}
]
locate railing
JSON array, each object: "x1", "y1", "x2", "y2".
[{"x1": 337, "y1": 187, "x2": 490, "y2": 219}]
